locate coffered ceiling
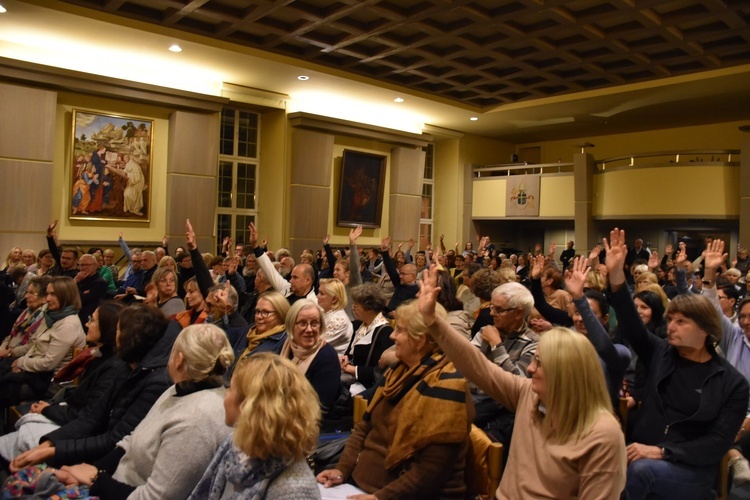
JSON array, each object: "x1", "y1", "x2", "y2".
[{"x1": 4, "y1": 0, "x2": 750, "y2": 142}]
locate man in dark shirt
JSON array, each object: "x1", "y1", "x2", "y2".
[
  {"x1": 560, "y1": 241, "x2": 576, "y2": 271},
  {"x1": 381, "y1": 236, "x2": 418, "y2": 314},
  {"x1": 74, "y1": 254, "x2": 108, "y2": 330},
  {"x1": 46, "y1": 221, "x2": 78, "y2": 278}
]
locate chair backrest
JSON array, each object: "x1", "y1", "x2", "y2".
[
  {"x1": 618, "y1": 397, "x2": 629, "y2": 433},
  {"x1": 465, "y1": 424, "x2": 504, "y2": 498},
  {"x1": 353, "y1": 394, "x2": 368, "y2": 425},
  {"x1": 716, "y1": 451, "x2": 731, "y2": 500}
]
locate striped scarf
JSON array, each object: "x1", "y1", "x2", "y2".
[{"x1": 365, "y1": 348, "x2": 471, "y2": 469}]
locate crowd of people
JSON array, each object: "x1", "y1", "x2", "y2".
[{"x1": 1, "y1": 221, "x2": 750, "y2": 499}]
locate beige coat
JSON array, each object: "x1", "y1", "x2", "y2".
[{"x1": 16, "y1": 315, "x2": 86, "y2": 373}]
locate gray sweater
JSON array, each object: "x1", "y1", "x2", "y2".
[{"x1": 112, "y1": 384, "x2": 231, "y2": 500}]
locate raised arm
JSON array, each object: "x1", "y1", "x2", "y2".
[
  {"x1": 249, "y1": 222, "x2": 289, "y2": 295},
  {"x1": 118, "y1": 232, "x2": 132, "y2": 263},
  {"x1": 419, "y1": 265, "x2": 524, "y2": 411},
  {"x1": 348, "y1": 226, "x2": 363, "y2": 287},
  {"x1": 322, "y1": 234, "x2": 337, "y2": 269},
  {"x1": 381, "y1": 236, "x2": 400, "y2": 285},
  {"x1": 186, "y1": 219, "x2": 213, "y2": 299},
  {"x1": 529, "y1": 254, "x2": 573, "y2": 327},
  {"x1": 46, "y1": 220, "x2": 62, "y2": 264}
]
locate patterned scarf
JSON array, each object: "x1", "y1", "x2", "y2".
[
  {"x1": 365, "y1": 348, "x2": 471, "y2": 469},
  {"x1": 188, "y1": 437, "x2": 288, "y2": 500},
  {"x1": 9, "y1": 306, "x2": 46, "y2": 345}
]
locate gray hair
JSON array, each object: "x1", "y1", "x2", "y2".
[{"x1": 492, "y1": 281, "x2": 534, "y2": 317}]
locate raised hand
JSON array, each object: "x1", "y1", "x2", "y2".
[
  {"x1": 119, "y1": 231, "x2": 123, "y2": 239},
  {"x1": 418, "y1": 265, "x2": 442, "y2": 327},
  {"x1": 648, "y1": 251, "x2": 659, "y2": 270},
  {"x1": 248, "y1": 222, "x2": 258, "y2": 248},
  {"x1": 529, "y1": 254, "x2": 546, "y2": 280},
  {"x1": 47, "y1": 220, "x2": 58, "y2": 237},
  {"x1": 408, "y1": 238, "x2": 415, "y2": 249},
  {"x1": 185, "y1": 219, "x2": 196, "y2": 250},
  {"x1": 665, "y1": 244, "x2": 673, "y2": 256},
  {"x1": 534, "y1": 242, "x2": 542, "y2": 254},
  {"x1": 162, "y1": 235, "x2": 168, "y2": 247},
  {"x1": 564, "y1": 257, "x2": 590, "y2": 300},
  {"x1": 227, "y1": 256, "x2": 240, "y2": 275},
  {"x1": 323, "y1": 234, "x2": 330, "y2": 245},
  {"x1": 381, "y1": 236, "x2": 391, "y2": 252},
  {"x1": 675, "y1": 247, "x2": 687, "y2": 267},
  {"x1": 349, "y1": 226, "x2": 363, "y2": 245},
  {"x1": 604, "y1": 228, "x2": 627, "y2": 287},
  {"x1": 261, "y1": 238, "x2": 268, "y2": 248},
  {"x1": 549, "y1": 242, "x2": 557, "y2": 256},
  {"x1": 703, "y1": 239, "x2": 727, "y2": 274}
]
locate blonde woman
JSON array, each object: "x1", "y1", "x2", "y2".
[
  {"x1": 418, "y1": 265, "x2": 626, "y2": 499},
  {"x1": 151, "y1": 267, "x2": 185, "y2": 317},
  {"x1": 189, "y1": 353, "x2": 321, "y2": 499},
  {"x1": 52, "y1": 323, "x2": 234, "y2": 499},
  {"x1": 317, "y1": 278, "x2": 353, "y2": 355}
]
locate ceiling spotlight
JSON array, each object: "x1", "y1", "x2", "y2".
[
  {"x1": 470, "y1": 117, "x2": 478, "y2": 121},
  {"x1": 0, "y1": 5, "x2": 7, "y2": 13},
  {"x1": 394, "y1": 97, "x2": 404, "y2": 103},
  {"x1": 168, "y1": 44, "x2": 182, "y2": 53},
  {"x1": 298, "y1": 75, "x2": 310, "y2": 81}
]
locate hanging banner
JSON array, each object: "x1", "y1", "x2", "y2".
[{"x1": 506, "y1": 174, "x2": 540, "y2": 216}]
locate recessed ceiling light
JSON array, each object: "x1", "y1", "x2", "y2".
[
  {"x1": 0, "y1": 5, "x2": 7, "y2": 13},
  {"x1": 298, "y1": 75, "x2": 310, "y2": 81},
  {"x1": 470, "y1": 117, "x2": 479, "y2": 121},
  {"x1": 394, "y1": 97, "x2": 404, "y2": 103},
  {"x1": 168, "y1": 44, "x2": 182, "y2": 53}
]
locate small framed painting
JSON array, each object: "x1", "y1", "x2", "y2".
[{"x1": 337, "y1": 150, "x2": 386, "y2": 228}]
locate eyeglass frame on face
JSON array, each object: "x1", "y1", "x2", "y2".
[
  {"x1": 254, "y1": 309, "x2": 276, "y2": 319},
  {"x1": 295, "y1": 321, "x2": 321, "y2": 330},
  {"x1": 531, "y1": 354, "x2": 542, "y2": 368},
  {"x1": 489, "y1": 305, "x2": 519, "y2": 315},
  {"x1": 717, "y1": 293, "x2": 729, "y2": 301}
]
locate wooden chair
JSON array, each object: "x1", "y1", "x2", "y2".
[
  {"x1": 618, "y1": 397, "x2": 629, "y2": 433},
  {"x1": 466, "y1": 425, "x2": 504, "y2": 499},
  {"x1": 715, "y1": 451, "x2": 731, "y2": 500},
  {"x1": 353, "y1": 394, "x2": 368, "y2": 425}
]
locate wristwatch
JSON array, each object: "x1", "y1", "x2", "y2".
[{"x1": 661, "y1": 447, "x2": 671, "y2": 461}]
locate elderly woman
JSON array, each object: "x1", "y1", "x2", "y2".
[
  {"x1": 0, "y1": 277, "x2": 87, "y2": 407},
  {"x1": 607, "y1": 230, "x2": 748, "y2": 499},
  {"x1": 189, "y1": 353, "x2": 321, "y2": 499},
  {"x1": 318, "y1": 299, "x2": 473, "y2": 498},
  {"x1": 279, "y1": 300, "x2": 340, "y2": 414},
  {"x1": 0, "y1": 301, "x2": 124, "y2": 461},
  {"x1": 0, "y1": 276, "x2": 50, "y2": 361},
  {"x1": 151, "y1": 267, "x2": 185, "y2": 317},
  {"x1": 50, "y1": 324, "x2": 234, "y2": 500},
  {"x1": 412, "y1": 265, "x2": 626, "y2": 499},
  {"x1": 317, "y1": 278, "x2": 354, "y2": 354},
  {"x1": 341, "y1": 283, "x2": 394, "y2": 391}
]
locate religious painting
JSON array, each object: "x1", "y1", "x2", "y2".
[
  {"x1": 69, "y1": 109, "x2": 153, "y2": 222},
  {"x1": 337, "y1": 150, "x2": 386, "y2": 228},
  {"x1": 505, "y1": 174, "x2": 540, "y2": 217}
]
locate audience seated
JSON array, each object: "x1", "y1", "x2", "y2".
[
  {"x1": 0, "y1": 277, "x2": 87, "y2": 408},
  {"x1": 151, "y1": 267, "x2": 185, "y2": 317},
  {"x1": 189, "y1": 353, "x2": 321, "y2": 499},
  {"x1": 606, "y1": 229, "x2": 748, "y2": 499},
  {"x1": 318, "y1": 299, "x2": 473, "y2": 498},
  {"x1": 0, "y1": 276, "x2": 50, "y2": 362},
  {"x1": 73, "y1": 254, "x2": 108, "y2": 330},
  {"x1": 8, "y1": 304, "x2": 174, "y2": 470},
  {"x1": 419, "y1": 265, "x2": 626, "y2": 498},
  {"x1": 235, "y1": 291, "x2": 290, "y2": 362},
  {"x1": 49, "y1": 323, "x2": 234, "y2": 499},
  {"x1": 380, "y1": 236, "x2": 418, "y2": 313},
  {"x1": 0, "y1": 301, "x2": 124, "y2": 461}
]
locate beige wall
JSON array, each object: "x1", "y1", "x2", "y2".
[
  {"x1": 519, "y1": 121, "x2": 747, "y2": 164},
  {"x1": 471, "y1": 174, "x2": 575, "y2": 219}
]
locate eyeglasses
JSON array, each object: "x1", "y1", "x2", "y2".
[
  {"x1": 532, "y1": 354, "x2": 543, "y2": 368},
  {"x1": 718, "y1": 295, "x2": 729, "y2": 300},
  {"x1": 295, "y1": 321, "x2": 321, "y2": 330},
  {"x1": 158, "y1": 278, "x2": 176, "y2": 285},
  {"x1": 25, "y1": 290, "x2": 39, "y2": 296},
  {"x1": 255, "y1": 309, "x2": 276, "y2": 318},
  {"x1": 489, "y1": 305, "x2": 518, "y2": 315}
]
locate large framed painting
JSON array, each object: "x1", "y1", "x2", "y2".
[
  {"x1": 337, "y1": 150, "x2": 387, "y2": 228},
  {"x1": 69, "y1": 109, "x2": 153, "y2": 222}
]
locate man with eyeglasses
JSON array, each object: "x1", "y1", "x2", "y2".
[
  {"x1": 73, "y1": 253, "x2": 108, "y2": 330},
  {"x1": 717, "y1": 286, "x2": 740, "y2": 324},
  {"x1": 380, "y1": 236, "x2": 418, "y2": 315},
  {"x1": 469, "y1": 281, "x2": 538, "y2": 446}
]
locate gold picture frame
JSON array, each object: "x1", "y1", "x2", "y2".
[{"x1": 69, "y1": 109, "x2": 154, "y2": 222}]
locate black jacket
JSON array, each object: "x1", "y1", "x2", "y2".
[{"x1": 43, "y1": 320, "x2": 180, "y2": 466}]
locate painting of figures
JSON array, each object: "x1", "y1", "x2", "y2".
[{"x1": 70, "y1": 109, "x2": 153, "y2": 222}]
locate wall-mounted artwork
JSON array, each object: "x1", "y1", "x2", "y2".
[
  {"x1": 337, "y1": 150, "x2": 386, "y2": 228},
  {"x1": 70, "y1": 109, "x2": 153, "y2": 222}
]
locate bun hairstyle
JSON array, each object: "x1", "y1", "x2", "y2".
[{"x1": 172, "y1": 324, "x2": 235, "y2": 383}]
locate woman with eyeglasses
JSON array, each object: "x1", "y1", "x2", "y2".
[
  {"x1": 0, "y1": 277, "x2": 87, "y2": 408},
  {"x1": 0, "y1": 276, "x2": 51, "y2": 362},
  {"x1": 0, "y1": 301, "x2": 125, "y2": 462},
  {"x1": 151, "y1": 267, "x2": 185, "y2": 317},
  {"x1": 279, "y1": 299, "x2": 340, "y2": 414},
  {"x1": 236, "y1": 291, "x2": 290, "y2": 361},
  {"x1": 415, "y1": 265, "x2": 626, "y2": 499}
]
